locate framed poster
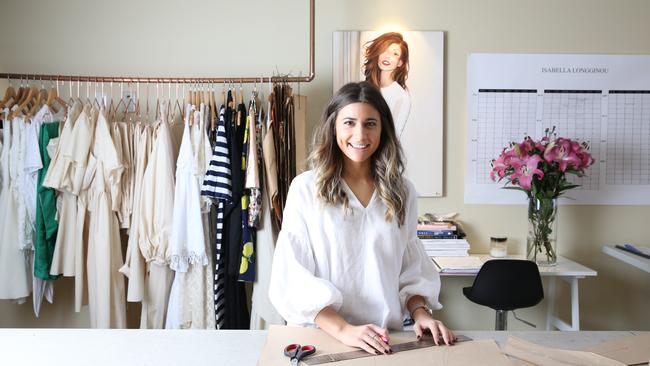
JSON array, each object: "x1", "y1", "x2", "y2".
[{"x1": 333, "y1": 30, "x2": 444, "y2": 197}]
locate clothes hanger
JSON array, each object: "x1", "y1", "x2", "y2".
[
  {"x1": 92, "y1": 80, "x2": 102, "y2": 110},
  {"x1": 143, "y1": 82, "x2": 150, "y2": 122},
  {"x1": 49, "y1": 80, "x2": 61, "y2": 113},
  {"x1": 113, "y1": 81, "x2": 128, "y2": 121},
  {"x1": 46, "y1": 79, "x2": 68, "y2": 113},
  {"x1": 154, "y1": 81, "x2": 161, "y2": 121},
  {"x1": 0, "y1": 77, "x2": 16, "y2": 109},
  {"x1": 188, "y1": 81, "x2": 194, "y2": 127},
  {"x1": 13, "y1": 76, "x2": 33, "y2": 111},
  {"x1": 172, "y1": 83, "x2": 182, "y2": 122},
  {"x1": 239, "y1": 79, "x2": 244, "y2": 106},
  {"x1": 210, "y1": 82, "x2": 217, "y2": 131},
  {"x1": 26, "y1": 77, "x2": 47, "y2": 119},
  {"x1": 10, "y1": 78, "x2": 38, "y2": 119},
  {"x1": 221, "y1": 80, "x2": 226, "y2": 107}
]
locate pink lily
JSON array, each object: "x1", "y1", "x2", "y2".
[
  {"x1": 519, "y1": 137, "x2": 535, "y2": 155},
  {"x1": 544, "y1": 138, "x2": 582, "y2": 172},
  {"x1": 491, "y1": 148, "x2": 518, "y2": 181},
  {"x1": 510, "y1": 155, "x2": 544, "y2": 190}
]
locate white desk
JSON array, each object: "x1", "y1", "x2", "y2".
[
  {"x1": 603, "y1": 245, "x2": 650, "y2": 273},
  {"x1": 435, "y1": 255, "x2": 597, "y2": 331},
  {"x1": 0, "y1": 329, "x2": 644, "y2": 366}
]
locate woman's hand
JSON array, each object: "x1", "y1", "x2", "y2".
[
  {"x1": 336, "y1": 323, "x2": 392, "y2": 355},
  {"x1": 315, "y1": 306, "x2": 391, "y2": 355},
  {"x1": 412, "y1": 310, "x2": 456, "y2": 346}
]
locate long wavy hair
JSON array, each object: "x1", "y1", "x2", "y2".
[
  {"x1": 363, "y1": 32, "x2": 409, "y2": 90},
  {"x1": 308, "y1": 82, "x2": 408, "y2": 226}
]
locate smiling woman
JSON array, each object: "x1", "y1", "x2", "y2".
[{"x1": 268, "y1": 82, "x2": 456, "y2": 356}]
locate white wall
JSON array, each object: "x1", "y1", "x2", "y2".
[{"x1": 1, "y1": 0, "x2": 649, "y2": 330}]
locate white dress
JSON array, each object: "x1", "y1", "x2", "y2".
[
  {"x1": 381, "y1": 81, "x2": 411, "y2": 138},
  {"x1": 268, "y1": 171, "x2": 441, "y2": 330},
  {"x1": 0, "y1": 110, "x2": 32, "y2": 301},
  {"x1": 166, "y1": 104, "x2": 215, "y2": 329}
]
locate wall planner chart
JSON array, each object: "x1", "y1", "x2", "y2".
[{"x1": 465, "y1": 54, "x2": 650, "y2": 205}]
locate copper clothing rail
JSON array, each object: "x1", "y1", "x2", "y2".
[{"x1": 0, "y1": 0, "x2": 315, "y2": 84}]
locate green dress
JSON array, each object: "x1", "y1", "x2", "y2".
[{"x1": 34, "y1": 121, "x2": 61, "y2": 280}]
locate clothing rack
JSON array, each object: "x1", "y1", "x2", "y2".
[{"x1": 0, "y1": 0, "x2": 315, "y2": 85}]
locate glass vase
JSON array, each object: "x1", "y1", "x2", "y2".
[{"x1": 526, "y1": 197, "x2": 558, "y2": 266}]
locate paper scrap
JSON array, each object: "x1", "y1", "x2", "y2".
[
  {"x1": 582, "y1": 333, "x2": 650, "y2": 366},
  {"x1": 503, "y1": 336, "x2": 626, "y2": 366}
]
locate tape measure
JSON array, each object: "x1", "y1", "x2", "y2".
[{"x1": 302, "y1": 335, "x2": 472, "y2": 365}]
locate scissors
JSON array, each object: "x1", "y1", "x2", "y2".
[{"x1": 283, "y1": 343, "x2": 316, "y2": 366}]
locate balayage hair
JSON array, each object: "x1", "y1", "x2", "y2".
[
  {"x1": 363, "y1": 32, "x2": 410, "y2": 90},
  {"x1": 308, "y1": 82, "x2": 408, "y2": 226}
]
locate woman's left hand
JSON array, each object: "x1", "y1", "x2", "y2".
[{"x1": 413, "y1": 316, "x2": 456, "y2": 346}]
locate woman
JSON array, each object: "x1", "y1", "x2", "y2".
[
  {"x1": 363, "y1": 32, "x2": 411, "y2": 138},
  {"x1": 269, "y1": 82, "x2": 454, "y2": 355}
]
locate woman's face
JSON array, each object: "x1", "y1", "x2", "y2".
[
  {"x1": 377, "y1": 43, "x2": 403, "y2": 73},
  {"x1": 335, "y1": 102, "x2": 382, "y2": 166}
]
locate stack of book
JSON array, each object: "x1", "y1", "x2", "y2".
[{"x1": 417, "y1": 223, "x2": 470, "y2": 257}]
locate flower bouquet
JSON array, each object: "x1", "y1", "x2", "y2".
[{"x1": 490, "y1": 127, "x2": 595, "y2": 265}]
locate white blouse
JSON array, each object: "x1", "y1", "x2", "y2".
[
  {"x1": 381, "y1": 81, "x2": 411, "y2": 138},
  {"x1": 268, "y1": 171, "x2": 442, "y2": 330}
]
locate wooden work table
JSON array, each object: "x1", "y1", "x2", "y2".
[{"x1": 0, "y1": 329, "x2": 645, "y2": 365}]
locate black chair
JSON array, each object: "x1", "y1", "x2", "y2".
[{"x1": 463, "y1": 259, "x2": 544, "y2": 330}]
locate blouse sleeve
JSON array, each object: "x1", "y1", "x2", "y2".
[
  {"x1": 268, "y1": 175, "x2": 343, "y2": 325},
  {"x1": 398, "y1": 181, "x2": 443, "y2": 317}
]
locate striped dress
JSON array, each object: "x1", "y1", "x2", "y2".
[{"x1": 200, "y1": 106, "x2": 231, "y2": 329}]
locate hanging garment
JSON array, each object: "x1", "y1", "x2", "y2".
[
  {"x1": 226, "y1": 98, "x2": 250, "y2": 328},
  {"x1": 238, "y1": 113, "x2": 255, "y2": 282},
  {"x1": 263, "y1": 99, "x2": 281, "y2": 229},
  {"x1": 45, "y1": 101, "x2": 82, "y2": 279},
  {"x1": 138, "y1": 110, "x2": 176, "y2": 329},
  {"x1": 249, "y1": 186, "x2": 285, "y2": 329},
  {"x1": 45, "y1": 102, "x2": 95, "y2": 312},
  {"x1": 201, "y1": 105, "x2": 231, "y2": 329},
  {"x1": 166, "y1": 104, "x2": 215, "y2": 329},
  {"x1": 246, "y1": 102, "x2": 262, "y2": 229},
  {"x1": 31, "y1": 104, "x2": 64, "y2": 317},
  {"x1": 250, "y1": 116, "x2": 284, "y2": 329},
  {"x1": 110, "y1": 122, "x2": 129, "y2": 228},
  {"x1": 226, "y1": 100, "x2": 246, "y2": 277},
  {"x1": 34, "y1": 120, "x2": 61, "y2": 280},
  {"x1": 85, "y1": 108, "x2": 126, "y2": 328},
  {"x1": 119, "y1": 123, "x2": 153, "y2": 303},
  {"x1": 0, "y1": 110, "x2": 31, "y2": 301}
]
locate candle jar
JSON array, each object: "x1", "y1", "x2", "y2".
[{"x1": 489, "y1": 236, "x2": 508, "y2": 258}]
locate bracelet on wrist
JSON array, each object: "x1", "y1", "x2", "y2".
[{"x1": 409, "y1": 304, "x2": 432, "y2": 319}]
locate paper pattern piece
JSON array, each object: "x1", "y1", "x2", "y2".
[
  {"x1": 503, "y1": 336, "x2": 626, "y2": 366},
  {"x1": 582, "y1": 333, "x2": 650, "y2": 366},
  {"x1": 257, "y1": 325, "x2": 513, "y2": 366},
  {"x1": 433, "y1": 256, "x2": 483, "y2": 273},
  {"x1": 465, "y1": 54, "x2": 650, "y2": 205}
]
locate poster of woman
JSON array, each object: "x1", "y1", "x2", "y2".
[{"x1": 333, "y1": 30, "x2": 444, "y2": 197}]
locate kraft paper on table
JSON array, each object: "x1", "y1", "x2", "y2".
[
  {"x1": 582, "y1": 333, "x2": 650, "y2": 366},
  {"x1": 503, "y1": 336, "x2": 627, "y2": 366},
  {"x1": 257, "y1": 325, "x2": 514, "y2": 366}
]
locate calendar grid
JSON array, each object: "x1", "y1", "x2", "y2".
[{"x1": 606, "y1": 91, "x2": 650, "y2": 185}]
